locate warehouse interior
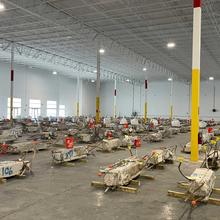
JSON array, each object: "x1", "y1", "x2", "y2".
[{"x1": 1, "y1": 0, "x2": 220, "y2": 220}]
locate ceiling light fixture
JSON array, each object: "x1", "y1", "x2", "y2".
[
  {"x1": 91, "y1": 79, "x2": 95, "y2": 83},
  {"x1": 53, "y1": 71, "x2": 57, "y2": 75},
  {"x1": 167, "y1": 42, "x2": 176, "y2": 48},
  {"x1": 209, "y1": 76, "x2": 214, "y2": 81},
  {"x1": 143, "y1": 67, "x2": 147, "y2": 71},
  {"x1": 0, "y1": 2, "x2": 5, "y2": 11},
  {"x1": 168, "y1": 77, "x2": 173, "y2": 81},
  {"x1": 93, "y1": 70, "x2": 97, "y2": 73},
  {"x1": 99, "y1": 48, "x2": 105, "y2": 54},
  {"x1": 126, "y1": 79, "x2": 130, "y2": 82}
]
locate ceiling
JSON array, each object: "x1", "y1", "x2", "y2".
[{"x1": 0, "y1": 0, "x2": 220, "y2": 82}]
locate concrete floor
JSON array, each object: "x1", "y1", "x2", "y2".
[{"x1": 0, "y1": 133, "x2": 220, "y2": 220}]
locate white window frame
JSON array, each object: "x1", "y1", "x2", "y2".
[
  {"x1": 29, "y1": 99, "x2": 41, "y2": 119},
  {"x1": 47, "y1": 101, "x2": 57, "y2": 117}
]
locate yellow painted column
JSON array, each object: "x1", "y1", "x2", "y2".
[
  {"x1": 170, "y1": 105, "x2": 173, "y2": 121},
  {"x1": 96, "y1": 97, "x2": 100, "y2": 123},
  {"x1": 77, "y1": 102, "x2": 79, "y2": 117},
  {"x1": 144, "y1": 102, "x2": 147, "y2": 124},
  {"x1": 191, "y1": 69, "x2": 200, "y2": 161},
  {"x1": 190, "y1": 0, "x2": 202, "y2": 162}
]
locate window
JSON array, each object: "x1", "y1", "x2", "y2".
[
  {"x1": 29, "y1": 99, "x2": 41, "y2": 119},
  {"x1": 47, "y1": 101, "x2": 57, "y2": 117},
  {"x1": 59, "y1": 105, "x2": 65, "y2": 117},
  {"x1": 7, "y1": 98, "x2": 21, "y2": 119}
]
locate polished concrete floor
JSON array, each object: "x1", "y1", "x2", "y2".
[{"x1": 0, "y1": 133, "x2": 220, "y2": 220}]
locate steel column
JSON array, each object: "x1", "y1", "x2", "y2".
[
  {"x1": 132, "y1": 82, "x2": 135, "y2": 115},
  {"x1": 191, "y1": 0, "x2": 202, "y2": 162},
  {"x1": 10, "y1": 42, "x2": 15, "y2": 126},
  {"x1": 113, "y1": 78, "x2": 117, "y2": 118},
  {"x1": 56, "y1": 73, "x2": 60, "y2": 118},
  {"x1": 188, "y1": 82, "x2": 191, "y2": 119},
  {"x1": 76, "y1": 74, "x2": 80, "y2": 117},
  {"x1": 96, "y1": 48, "x2": 101, "y2": 124},
  {"x1": 169, "y1": 79, "x2": 174, "y2": 121},
  {"x1": 213, "y1": 80, "x2": 216, "y2": 110}
]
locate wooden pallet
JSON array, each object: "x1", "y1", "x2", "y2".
[
  {"x1": 91, "y1": 174, "x2": 154, "y2": 193},
  {"x1": 0, "y1": 178, "x2": 7, "y2": 184},
  {"x1": 168, "y1": 181, "x2": 220, "y2": 206},
  {"x1": 177, "y1": 181, "x2": 220, "y2": 194}
]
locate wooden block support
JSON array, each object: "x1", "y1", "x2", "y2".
[
  {"x1": 208, "y1": 198, "x2": 220, "y2": 206},
  {"x1": 168, "y1": 190, "x2": 187, "y2": 199},
  {"x1": 178, "y1": 182, "x2": 220, "y2": 195},
  {"x1": 139, "y1": 174, "x2": 155, "y2": 180},
  {"x1": 91, "y1": 181, "x2": 138, "y2": 193},
  {"x1": 168, "y1": 190, "x2": 220, "y2": 206},
  {"x1": 0, "y1": 178, "x2": 6, "y2": 184},
  {"x1": 213, "y1": 188, "x2": 220, "y2": 195},
  {"x1": 177, "y1": 181, "x2": 189, "y2": 189},
  {"x1": 118, "y1": 185, "x2": 138, "y2": 193},
  {"x1": 63, "y1": 162, "x2": 76, "y2": 167},
  {"x1": 130, "y1": 180, "x2": 141, "y2": 186},
  {"x1": 91, "y1": 181, "x2": 106, "y2": 188}
]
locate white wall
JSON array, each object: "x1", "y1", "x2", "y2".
[
  {"x1": 1, "y1": 60, "x2": 220, "y2": 120},
  {"x1": 200, "y1": 80, "x2": 220, "y2": 120},
  {"x1": 81, "y1": 80, "x2": 96, "y2": 116},
  {"x1": 100, "y1": 80, "x2": 220, "y2": 120},
  {"x1": 100, "y1": 81, "x2": 114, "y2": 117},
  {"x1": 0, "y1": 62, "x2": 93, "y2": 118},
  {"x1": 101, "y1": 81, "x2": 142, "y2": 117},
  {"x1": 147, "y1": 81, "x2": 190, "y2": 118}
]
